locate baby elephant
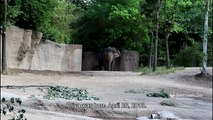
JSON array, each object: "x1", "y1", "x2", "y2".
[{"x1": 99, "y1": 47, "x2": 121, "y2": 71}]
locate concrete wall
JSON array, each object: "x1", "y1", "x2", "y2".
[
  {"x1": 82, "y1": 50, "x2": 139, "y2": 71},
  {"x1": 119, "y1": 50, "x2": 140, "y2": 71},
  {"x1": 82, "y1": 52, "x2": 99, "y2": 71},
  {"x1": 5, "y1": 26, "x2": 82, "y2": 72}
]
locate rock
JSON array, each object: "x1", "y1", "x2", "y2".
[
  {"x1": 151, "y1": 113, "x2": 160, "y2": 119},
  {"x1": 137, "y1": 111, "x2": 179, "y2": 120},
  {"x1": 158, "y1": 111, "x2": 179, "y2": 120}
]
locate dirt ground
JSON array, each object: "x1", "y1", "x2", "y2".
[{"x1": 1, "y1": 67, "x2": 212, "y2": 120}]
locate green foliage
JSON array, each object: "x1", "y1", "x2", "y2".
[
  {"x1": 38, "y1": 1, "x2": 81, "y2": 43},
  {"x1": 139, "y1": 0, "x2": 212, "y2": 67},
  {"x1": 146, "y1": 89, "x2": 170, "y2": 98},
  {"x1": 139, "y1": 0, "x2": 157, "y2": 19},
  {"x1": 160, "y1": 0, "x2": 179, "y2": 34},
  {"x1": 160, "y1": 100, "x2": 179, "y2": 107},
  {"x1": 176, "y1": 0, "x2": 205, "y2": 34},
  {"x1": 15, "y1": 0, "x2": 57, "y2": 30},
  {"x1": 74, "y1": 0, "x2": 149, "y2": 51},
  {"x1": 173, "y1": 44, "x2": 202, "y2": 67},
  {"x1": 1, "y1": 97, "x2": 26, "y2": 120},
  {"x1": 43, "y1": 86, "x2": 99, "y2": 101},
  {"x1": 107, "y1": 3, "x2": 149, "y2": 50},
  {"x1": 7, "y1": 0, "x2": 22, "y2": 25},
  {"x1": 74, "y1": 1, "x2": 112, "y2": 50},
  {"x1": 6, "y1": 0, "x2": 81, "y2": 43}
]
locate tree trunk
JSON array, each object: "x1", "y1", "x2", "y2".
[
  {"x1": 165, "y1": 33, "x2": 170, "y2": 68},
  {"x1": 153, "y1": 0, "x2": 162, "y2": 72},
  {"x1": 149, "y1": 30, "x2": 154, "y2": 68},
  {"x1": 0, "y1": 27, "x2": 2, "y2": 71},
  {"x1": 202, "y1": 0, "x2": 209, "y2": 75},
  {"x1": 2, "y1": 0, "x2": 7, "y2": 73},
  {"x1": 163, "y1": 0, "x2": 170, "y2": 69}
]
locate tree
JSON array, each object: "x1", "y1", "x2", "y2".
[
  {"x1": 201, "y1": 0, "x2": 209, "y2": 75},
  {"x1": 153, "y1": 0, "x2": 162, "y2": 72},
  {"x1": 139, "y1": 0, "x2": 161, "y2": 69},
  {"x1": 38, "y1": 0, "x2": 79, "y2": 43},
  {"x1": 75, "y1": 0, "x2": 149, "y2": 51},
  {"x1": 161, "y1": 0, "x2": 178, "y2": 69},
  {"x1": 6, "y1": 0, "x2": 79, "y2": 43}
]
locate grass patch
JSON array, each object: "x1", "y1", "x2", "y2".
[
  {"x1": 136, "y1": 66, "x2": 184, "y2": 75},
  {"x1": 146, "y1": 89, "x2": 170, "y2": 98},
  {"x1": 160, "y1": 100, "x2": 179, "y2": 107},
  {"x1": 43, "y1": 86, "x2": 99, "y2": 101}
]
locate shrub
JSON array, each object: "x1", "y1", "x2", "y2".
[
  {"x1": 173, "y1": 46, "x2": 202, "y2": 67},
  {"x1": 160, "y1": 100, "x2": 179, "y2": 107}
]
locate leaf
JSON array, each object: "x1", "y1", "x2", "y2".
[
  {"x1": 1, "y1": 97, "x2": 6, "y2": 102},
  {"x1": 3, "y1": 109, "x2": 6, "y2": 115},
  {"x1": 10, "y1": 97, "x2": 15, "y2": 103},
  {"x1": 19, "y1": 113, "x2": 24, "y2": 118},
  {"x1": 43, "y1": 86, "x2": 99, "y2": 101},
  {"x1": 15, "y1": 98, "x2": 22, "y2": 105},
  {"x1": 9, "y1": 106, "x2": 14, "y2": 112},
  {"x1": 18, "y1": 109, "x2": 26, "y2": 114},
  {"x1": 146, "y1": 89, "x2": 170, "y2": 98}
]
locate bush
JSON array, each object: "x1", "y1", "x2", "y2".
[{"x1": 173, "y1": 46, "x2": 202, "y2": 67}]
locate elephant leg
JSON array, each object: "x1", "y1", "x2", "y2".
[
  {"x1": 108, "y1": 61, "x2": 112, "y2": 71},
  {"x1": 111, "y1": 59, "x2": 115, "y2": 71},
  {"x1": 103, "y1": 59, "x2": 108, "y2": 70},
  {"x1": 109, "y1": 53, "x2": 115, "y2": 71}
]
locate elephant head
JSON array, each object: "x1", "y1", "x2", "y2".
[{"x1": 99, "y1": 47, "x2": 121, "y2": 71}]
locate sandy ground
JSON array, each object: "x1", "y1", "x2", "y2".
[{"x1": 1, "y1": 67, "x2": 212, "y2": 120}]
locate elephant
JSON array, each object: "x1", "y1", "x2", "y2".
[{"x1": 98, "y1": 47, "x2": 121, "y2": 71}]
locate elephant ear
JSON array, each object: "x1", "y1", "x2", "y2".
[
  {"x1": 114, "y1": 50, "x2": 121, "y2": 58},
  {"x1": 117, "y1": 50, "x2": 121, "y2": 56}
]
